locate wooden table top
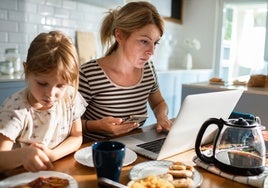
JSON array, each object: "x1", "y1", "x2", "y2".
[{"x1": 0, "y1": 126, "x2": 253, "y2": 188}]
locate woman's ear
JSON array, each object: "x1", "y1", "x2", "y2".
[{"x1": 114, "y1": 29, "x2": 124, "y2": 43}]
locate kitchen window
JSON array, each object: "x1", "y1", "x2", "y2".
[{"x1": 216, "y1": 0, "x2": 268, "y2": 82}]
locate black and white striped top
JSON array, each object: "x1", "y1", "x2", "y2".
[{"x1": 79, "y1": 59, "x2": 159, "y2": 140}]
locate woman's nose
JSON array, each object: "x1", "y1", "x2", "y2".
[{"x1": 146, "y1": 44, "x2": 155, "y2": 56}]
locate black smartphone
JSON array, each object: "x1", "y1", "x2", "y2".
[
  {"x1": 98, "y1": 177, "x2": 128, "y2": 188},
  {"x1": 123, "y1": 114, "x2": 148, "y2": 124}
]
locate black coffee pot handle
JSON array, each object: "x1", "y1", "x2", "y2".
[{"x1": 195, "y1": 118, "x2": 224, "y2": 163}]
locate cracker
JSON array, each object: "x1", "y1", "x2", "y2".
[
  {"x1": 169, "y1": 164, "x2": 186, "y2": 170},
  {"x1": 172, "y1": 178, "x2": 194, "y2": 188},
  {"x1": 168, "y1": 170, "x2": 193, "y2": 178}
]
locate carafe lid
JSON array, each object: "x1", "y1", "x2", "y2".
[{"x1": 227, "y1": 118, "x2": 257, "y2": 128}]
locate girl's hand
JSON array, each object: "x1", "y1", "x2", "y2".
[
  {"x1": 21, "y1": 145, "x2": 53, "y2": 172},
  {"x1": 32, "y1": 142, "x2": 54, "y2": 162}
]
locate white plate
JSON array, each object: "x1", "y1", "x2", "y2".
[
  {"x1": 0, "y1": 171, "x2": 78, "y2": 188},
  {"x1": 129, "y1": 160, "x2": 203, "y2": 188},
  {"x1": 74, "y1": 146, "x2": 137, "y2": 167}
]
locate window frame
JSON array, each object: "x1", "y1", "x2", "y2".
[{"x1": 214, "y1": 0, "x2": 268, "y2": 79}]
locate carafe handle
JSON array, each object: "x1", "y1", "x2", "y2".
[{"x1": 195, "y1": 118, "x2": 224, "y2": 163}]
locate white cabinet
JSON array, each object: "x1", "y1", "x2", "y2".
[
  {"x1": 0, "y1": 70, "x2": 213, "y2": 126},
  {"x1": 145, "y1": 69, "x2": 212, "y2": 126},
  {"x1": 0, "y1": 81, "x2": 26, "y2": 104}
]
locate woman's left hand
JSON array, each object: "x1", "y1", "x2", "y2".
[{"x1": 156, "y1": 116, "x2": 172, "y2": 133}]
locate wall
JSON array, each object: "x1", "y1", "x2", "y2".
[
  {"x1": 181, "y1": 0, "x2": 217, "y2": 69},
  {"x1": 0, "y1": 0, "x2": 106, "y2": 63},
  {"x1": 0, "y1": 0, "x2": 217, "y2": 72}
]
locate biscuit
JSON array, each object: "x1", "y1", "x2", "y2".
[
  {"x1": 173, "y1": 161, "x2": 185, "y2": 165},
  {"x1": 172, "y1": 178, "x2": 194, "y2": 188},
  {"x1": 169, "y1": 164, "x2": 186, "y2": 170},
  {"x1": 185, "y1": 165, "x2": 194, "y2": 172},
  {"x1": 168, "y1": 170, "x2": 193, "y2": 178},
  {"x1": 247, "y1": 74, "x2": 266, "y2": 87},
  {"x1": 157, "y1": 173, "x2": 174, "y2": 182},
  {"x1": 209, "y1": 77, "x2": 223, "y2": 82}
]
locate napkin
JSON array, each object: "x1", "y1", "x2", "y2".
[{"x1": 193, "y1": 156, "x2": 268, "y2": 188}]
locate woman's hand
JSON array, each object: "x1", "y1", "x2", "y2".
[
  {"x1": 156, "y1": 115, "x2": 172, "y2": 133},
  {"x1": 99, "y1": 117, "x2": 139, "y2": 135},
  {"x1": 148, "y1": 90, "x2": 172, "y2": 132},
  {"x1": 21, "y1": 145, "x2": 53, "y2": 172}
]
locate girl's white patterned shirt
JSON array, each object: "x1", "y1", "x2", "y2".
[{"x1": 0, "y1": 86, "x2": 87, "y2": 149}]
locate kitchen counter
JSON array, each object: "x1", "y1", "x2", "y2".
[
  {"x1": 186, "y1": 82, "x2": 268, "y2": 96},
  {"x1": 181, "y1": 82, "x2": 268, "y2": 127},
  {"x1": 154, "y1": 68, "x2": 212, "y2": 73}
]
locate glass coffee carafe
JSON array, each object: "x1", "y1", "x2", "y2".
[{"x1": 195, "y1": 117, "x2": 266, "y2": 176}]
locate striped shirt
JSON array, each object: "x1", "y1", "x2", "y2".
[{"x1": 79, "y1": 59, "x2": 159, "y2": 140}]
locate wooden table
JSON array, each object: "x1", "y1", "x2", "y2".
[{"x1": 0, "y1": 126, "x2": 253, "y2": 188}]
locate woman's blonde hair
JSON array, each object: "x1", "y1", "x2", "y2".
[
  {"x1": 100, "y1": 1, "x2": 164, "y2": 56},
  {"x1": 25, "y1": 31, "x2": 79, "y2": 100}
]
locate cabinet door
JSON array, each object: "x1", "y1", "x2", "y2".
[
  {"x1": 0, "y1": 81, "x2": 26, "y2": 104},
  {"x1": 145, "y1": 72, "x2": 176, "y2": 126},
  {"x1": 197, "y1": 71, "x2": 213, "y2": 82},
  {"x1": 173, "y1": 70, "x2": 212, "y2": 117},
  {"x1": 173, "y1": 73, "x2": 183, "y2": 118}
]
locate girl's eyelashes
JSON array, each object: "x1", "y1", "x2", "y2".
[
  {"x1": 37, "y1": 82, "x2": 48, "y2": 86},
  {"x1": 36, "y1": 81, "x2": 67, "y2": 89}
]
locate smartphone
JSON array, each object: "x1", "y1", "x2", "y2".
[
  {"x1": 98, "y1": 177, "x2": 128, "y2": 188},
  {"x1": 123, "y1": 114, "x2": 148, "y2": 124}
]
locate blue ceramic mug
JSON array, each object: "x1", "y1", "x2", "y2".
[{"x1": 92, "y1": 141, "x2": 125, "y2": 182}]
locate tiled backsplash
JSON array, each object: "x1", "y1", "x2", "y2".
[
  {"x1": 0, "y1": 0, "x2": 183, "y2": 69},
  {"x1": 0, "y1": 0, "x2": 106, "y2": 62}
]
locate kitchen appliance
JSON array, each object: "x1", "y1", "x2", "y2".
[
  {"x1": 5, "y1": 48, "x2": 21, "y2": 72},
  {"x1": 195, "y1": 117, "x2": 266, "y2": 176},
  {"x1": 0, "y1": 61, "x2": 14, "y2": 75}
]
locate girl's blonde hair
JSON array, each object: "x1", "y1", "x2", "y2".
[
  {"x1": 25, "y1": 31, "x2": 79, "y2": 100},
  {"x1": 100, "y1": 1, "x2": 164, "y2": 56}
]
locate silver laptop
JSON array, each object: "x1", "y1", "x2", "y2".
[{"x1": 111, "y1": 90, "x2": 243, "y2": 160}]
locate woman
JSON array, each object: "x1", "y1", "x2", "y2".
[{"x1": 79, "y1": 1, "x2": 172, "y2": 141}]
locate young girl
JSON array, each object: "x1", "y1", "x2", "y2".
[{"x1": 0, "y1": 31, "x2": 87, "y2": 172}]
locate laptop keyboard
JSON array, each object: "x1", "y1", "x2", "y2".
[{"x1": 136, "y1": 137, "x2": 166, "y2": 153}]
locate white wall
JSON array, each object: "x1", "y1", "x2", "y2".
[
  {"x1": 153, "y1": 0, "x2": 218, "y2": 70},
  {"x1": 181, "y1": 0, "x2": 217, "y2": 69},
  {"x1": 0, "y1": 0, "x2": 218, "y2": 72},
  {"x1": 0, "y1": 0, "x2": 107, "y2": 62}
]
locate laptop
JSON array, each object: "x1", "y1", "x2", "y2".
[{"x1": 111, "y1": 90, "x2": 243, "y2": 160}]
